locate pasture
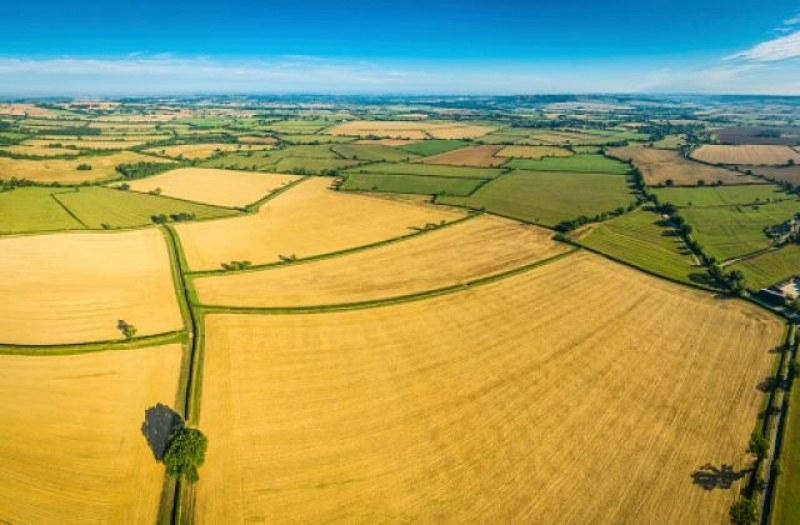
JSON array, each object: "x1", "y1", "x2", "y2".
[
  {"x1": 774, "y1": 381, "x2": 800, "y2": 525},
  {"x1": 195, "y1": 252, "x2": 781, "y2": 523},
  {"x1": 341, "y1": 173, "x2": 484, "y2": 196},
  {"x1": 193, "y1": 215, "x2": 569, "y2": 307},
  {"x1": 439, "y1": 169, "x2": 633, "y2": 226},
  {"x1": 346, "y1": 162, "x2": 504, "y2": 179},
  {"x1": 609, "y1": 147, "x2": 762, "y2": 186},
  {"x1": 0, "y1": 151, "x2": 173, "y2": 183},
  {"x1": 653, "y1": 184, "x2": 793, "y2": 207},
  {"x1": 728, "y1": 245, "x2": 800, "y2": 290},
  {"x1": 418, "y1": 145, "x2": 507, "y2": 167},
  {"x1": 578, "y1": 208, "x2": 700, "y2": 286},
  {"x1": 330, "y1": 143, "x2": 419, "y2": 162},
  {"x1": 126, "y1": 168, "x2": 300, "y2": 207},
  {"x1": 0, "y1": 344, "x2": 182, "y2": 523},
  {"x1": 0, "y1": 229, "x2": 182, "y2": 344},
  {"x1": 505, "y1": 154, "x2": 630, "y2": 174},
  {"x1": 397, "y1": 139, "x2": 466, "y2": 155},
  {"x1": 54, "y1": 186, "x2": 239, "y2": 229},
  {"x1": 175, "y1": 177, "x2": 463, "y2": 270},
  {"x1": 0, "y1": 187, "x2": 85, "y2": 234},
  {"x1": 691, "y1": 145, "x2": 800, "y2": 165}
]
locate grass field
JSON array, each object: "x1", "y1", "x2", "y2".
[
  {"x1": 0, "y1": 187, "x2": 85, "y2": 234},
  {"x1": 175, "y1": 177, "x2": 463, "y2": 270},
  {"x1": 417, "y1": 145, "x2": 507, "y2": 167},
  {"x1": 0, "y1": 151, "x2": 173, "y2": 183},
  {"x1": 773, "y1": 378, "x2": 800, "y2": 525},
  {"x1": 202, "y1": 146, "x2": 364, "y2": 174},
  {"x1": 496, "y1": 145, "x2": 573, "y2": 158},
  {"x1": 195, "y1": 252, "x2": 781, "y2": 523},
  {"x1": 691, "y1": 145, "x2": 800, "y2": 165},
  {"x1": 609, "y1": 147, "x2": 763, "y2": 186},
  {"x1": 278, "y1": 134, "x2": 356, "y2": 144},
  {"x1": 0, "y1": 229, "x2": 182, "y2": 344},
  {"x1": 578, "y1": 208, "x2": 700, "y2": 285},
  {"x1": 728, "y1": 244, "x2": 800, "y2": 290},
  {"x1": 127, "y1": 168, "x2": 300, "y2": 207},
  {"x1": 439, "y1": 170, "x2": 633, "y2": 226},
  {"x1": 682, "y1": 200, "x2": 800, "y2": 261},
  {"x1": 341, "y1": 173, "x2": 484, "y2": 196},
  {"x1": 193, "y1": 215, "x2": 569, "y2": 307},
  {"x1": 397, "y1": 139, "x2": 468, "y2": 156},
  {"x1": 330, "y1": 143, "x2": 419, "y2": 162},
  {"x1": 0, "y1": 344, "x2": 182, "y2": 523},
  {"x1": 505, "y1": 154, "x2": 630, "y2": 174},
  {"x1": 346, "y1": 162, "x2": 504, "y2": 179},
  {"x1": 652, "y1": 184, "x2": 793, "y2": 207},
  {"x1": 327, "y1": 120, "x2": 495, "y2": 139},
  {"x1": 55, "y1": 186, "x2": 240, "y2": 229}
]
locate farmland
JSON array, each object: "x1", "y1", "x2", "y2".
[
  {"x1": 578, "y1": 208, "x2": 700, "y2": 285},
  {"x1": 175, "y1": 177, "x2": 463, "y2": 270},
  {"x1": 0, "y1": 151, "x2": 174, "y2": 183},
  {"x1": 195, "y1": 252, "x2": 781, "y2": 523},
  {"x1": 418, "y1": 145, "x2": 508, "y2": 167},
  {"x1": 126, "y1": 168, "x2": 300, "y2": 207},
  {"x1": 346, "y1": 161, "x2": 505, "y2": 179},
  {"x1": 691, "y1": 145, "x2": 800, "y2": 165},
  {"x1": 728, "y1": 245, "x2": 800, "y2": 290},
  {"x1": 193, "y1": 215, "x2": 570, "y2": 307},
  {"x1": 609, "y1": 147, "x2": 763, "y2": 186},
  {"x1": 340, "y1": 172, "x2": 484, "y2": 196},
  {"x1": 143, "y1": 143, "x2": 271, "y2": 160},
  {"x1": 653, "y1": 184, "x2": 794, "y2": 207},
  {"x1": 0, "y1": 344, "x2": 182, "y2": 523},
  {"x1": 496, "y1": 145, "x2": 573, "y2": 158},
  {"x1": 53, "y1": 186, "x2": 240, "y2": 229},
  {"x1": 397, "y1": 139, "x2": 468, "y2": 155},
  {"x1": 505, "y1": 153, "x2": 630, "y2": 174},
  {"x1": 326, "y1": 120, "x2": 495, "y2": 139},
  {"x1": 0, "y1": 187, "x2": 85, "y2": 233},
  {"x1": 0, "y1": 229, "x2": 182, "y2": 344},
  {"x1": 439, "y1": 169, "x2": 633, "y2": 226}
]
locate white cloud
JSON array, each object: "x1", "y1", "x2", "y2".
[{"x1": 725, "y1": 30, "x2": 800, "y2": 61}]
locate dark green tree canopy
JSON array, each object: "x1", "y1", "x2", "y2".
[{"x1": 164, "y1": 427, "x2": 208, "y2": 484}]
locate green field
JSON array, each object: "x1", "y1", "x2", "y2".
[
  {"x1": 397, "y1": 139, "x2": 469, "y2": 156},
  {"x1": 728, "y1": 245, "x2": 800, "y2": 290},
  {"x1": 203, "y1": 146, "x2": 365, "y2": 174},
  {"x1": 54, "y1": 186, "x2": 240, "y2": 229},
  {"x1": 0, "y1": 187, "x2": 85, "y2": 234},
  {"x1": 682, "y1": 200, "x2": 800, "y2": 261},
  {"x1": 774, "y1": 380, "x2": 800, "y2": 525},
  {"x1": 478, "y1": 128, "x2": 532, "y2": 144},
  {"x1": 266, "y1": 119, "x2": 331, "y2": 134},
  {"x1": 331, "y1": 144, "x2": 419, "y2": 162},
  {"x1": 505, "y1": 154, "x2": 630, "y2": 174},
  {"x1": 276, "y1": 134, "x2": 355, "y2": 144},
  {"x1": 346, "y1": 162, "x2": 504, "y2": 179},
  {"x1": 439, "y1": 170, "x2": 634, "y2": 227},
  {"x1": 341, "y1": 173, "x2": 484, "y2": 196},
  {"x1": 653, "y1": 184, "x2": 791, "y2": 207},
  {"x1": 579, "y1": 209, "x2": 701, "y2": 286}
]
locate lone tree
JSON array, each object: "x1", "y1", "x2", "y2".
[
  {"x1": 729, "y1": 497, "x2": 757, "y2": 525},
  {"x1": 748, "y1": 430, "x2": 769, "y2": 460},
  {"x1": 164, "y1": 427, "x2": 208, "y2": 483}
]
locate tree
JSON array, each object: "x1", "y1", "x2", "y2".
[
  {"x1": 729, "y1": 497, "x2": 757, "y2": 525},
  {"x1": 164, "y1": 427, "x2": 208, "y2": 483},
  {"x1": 748, "y1": 430, "x2": 769, "y2": 460}
]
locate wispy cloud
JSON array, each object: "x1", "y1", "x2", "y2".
[{"x1": 726, "y1": 27, "x2": 800, "y2": 61}]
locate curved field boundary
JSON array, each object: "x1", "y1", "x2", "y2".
[
  {"x1": 0, "y1": 330, "x2": 183, "y2": 356},
  {"x1": 187, "y1": 211, "x2": 481, "y2": 277},
  {"x1": 196, "y1": 248, "x2": 580, "y2": 315}
]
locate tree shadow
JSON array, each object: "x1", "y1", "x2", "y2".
[
  {"x1": 691, "y1": 463, "x2": 749, "y2": 490},
  {"x1": 689, "y1": 272, "x2": 718, "y2": 287},
  {"x1": 141, "y1": 403, "x2": 184, "y2": 461}
]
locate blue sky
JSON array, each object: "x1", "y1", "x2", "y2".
[{"x1": 1, "y1": 0, "x2": 799, "y2": 95}]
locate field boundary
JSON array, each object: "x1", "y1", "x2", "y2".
[
  {"x1": 49, "y1": 192, "x2": 90, "y2": 228},
  {"x1": 196, "y1": 247, "x2": 580, "y2": 314},
  {"x1": 0, "y1": 330, "x2": 183, "y2": 356}
]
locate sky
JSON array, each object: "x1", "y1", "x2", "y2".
[{"x1": 1, "y1": 0, "x2": 799, "y2": 95}]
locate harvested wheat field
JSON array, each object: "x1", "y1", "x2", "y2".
[
  {"x1": 354, "y1": 138, "x2": 419, "y2": 146},
  {"x1": 691, "y1": 145, "x2": 800, "y2": 165},
  {"x1": 0, "y1": 152, "x2": 173, "y2": 183},
  {"x1": 127, "y1": 168, "x2": 299, "y2": 207},
  {"x1": 609, "y1": 147, "x2": 761, "y2": 186},
  {"x1": 496, "y1": 145, "x2": 573, "y2": 158},
  {"x1": 193, "y1": 215, "x2": 569, "y2": 307},
  {"x1": 176, "y1": 177, "x2": 463, "y2": 270},
  {"x1": 0, "y1": 344, "x2": 182, "y2": 524},
  {"x1": 195, "y1": 251, "x2": 781, "y2": 523},
  {"x1": 25, "y1": 137, "x2": 172, "y2": 149},
  {"x1": 143, "y1": 143, "x2": 270, "y2": 160},
  {"x1": 0, "y1": 144, "x2": 82, "y2": 156},
  {"x1": 0, "y1": 229, "x2": 182, "y2": 345},
  {"x1": 418, "y1": 145, "x2": 507, "y2": 167},
  {"x1": 237, "y1": 136, "x2": 278, "y2": 145},
  {"x1": 327, "y1": 120, "x2": 494, "y2": 140}
]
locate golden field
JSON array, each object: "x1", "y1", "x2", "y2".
[
  {"x1": 0, "y1": 229, "x2": 182, "y2": 345},
  {"x1": 193, "y1": 215, "x2": 569, "y2": 307},
  {"x1": 0, "y1": 344, "x2": 182, "y2": 523},
  {"x1": 0, "y1": 144, "x2": 82, "y2": 156},
  {"x1": 0, "y1": 151, "x2": 174, "y2": 183},
  {"x1": 175, "y1": 177, "x2": 463, "y2": 270},
  {"x1": 326, "y1": 120, "x2": 495, "y2": 140},
  {"x1": 194, "y1": 252, "x2": 781, "y2": 523},
  {"x1": 127, "y1": 168, "x2": 299, "y2": 207},
  {"x1": 609, "y1": 147, "x2": 761, "y2": 186},
  {"x1": 691, "y1": 145, "x2": 800, "y2": 165},
  {"x1": 143, "y1": 143, "x2": 271, "y2": 160},
  {"x1": 419, "y1": 145, "x2": 508, "y2": 167}
]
